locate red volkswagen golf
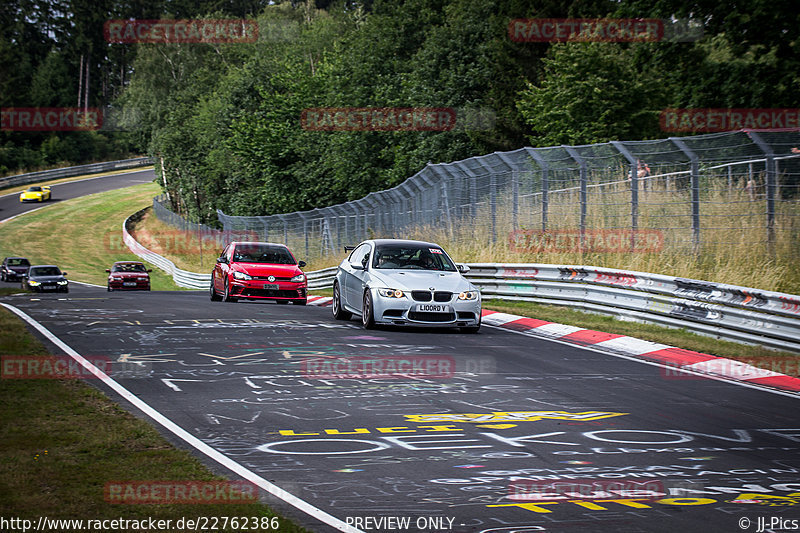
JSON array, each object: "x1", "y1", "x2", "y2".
[{"x1": 210, "y1": 242, "x2": 307, "y2": 304}]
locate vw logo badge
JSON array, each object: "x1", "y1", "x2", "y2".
[{"x1": 268, "y1": 275, "x2": 276, "y2": 282}]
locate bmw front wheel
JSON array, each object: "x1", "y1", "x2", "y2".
[{"x1": 362, "y1": 290, "x2": 375, "y2": 329}]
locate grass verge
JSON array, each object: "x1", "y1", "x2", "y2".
[
  {"x1": 0, "y1": 182, "x2": 182, "y2": 290},
  {"x1": 0, "y1": 305, "x2": 307, "y2": 531}
]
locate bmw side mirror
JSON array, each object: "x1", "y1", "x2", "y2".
[
  {"x1": 458, "y1": 264, "x2": 470, "y2": 274},
  {"x1": 298, "y1": 261, "x2": 306, "y2": 268},
  {"x1": 106, "y1": 269, "x2": 111, "y2": 273},
  {"x1": 62, "y1": 272, "x2": 68, "y2": 276},
  {"x1": 147, "y1": 269, "x2": 152, "y2": 273},
  {"x1": 216, "y1": 257, "x2": 227, "y2": 264},
  {"x1": 352, "y1": 263, "x2": 365, "y2": 271}
]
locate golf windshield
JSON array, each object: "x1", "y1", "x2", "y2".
[
  {"x1": 373, "y1": 244, "x2": 456, "y2": 271},
  {"x1": 233, "y1": 245, "x2": 296, "y2": 264},
  {"x1": 8, "y1": 258, "x2": 29, "y2": 266}
]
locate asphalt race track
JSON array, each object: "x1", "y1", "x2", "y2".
[
  {"x1": 0, "y1": 168, "x2": 155, "y2": 221},
  {"x1": 3, "y1": 284, "x2": 799, "y2": 533}
]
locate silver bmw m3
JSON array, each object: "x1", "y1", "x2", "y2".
[{"x1": 332, "y1": 239, "x2": 481, "y2": 332}]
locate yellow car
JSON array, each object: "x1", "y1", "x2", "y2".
[{"x1": 19, "y1": 185, "x2": 51, "y2": 202}]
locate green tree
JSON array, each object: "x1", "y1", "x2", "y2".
[{"x1": 516, "y1": 42, "x2": 665, "y2": 146}]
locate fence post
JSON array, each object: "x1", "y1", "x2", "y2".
[
  {"x1": 564, "y1": 146, "x2": 587, "y2": 251},
  {"x1": 748, "y1": 131, "x2": 777, "y2": 251},
  {"x1": 511, "y1": 170, "x2": 519, "y2": 231},
  {"x1": 670, "y1": 137, "x2": 701, "y2": 250},
  {"x1": 610, "y1": 141, "x2": 639, "y2": 250}
]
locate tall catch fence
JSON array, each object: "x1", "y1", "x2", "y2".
[{"x1": 154, "y1": 130, "x2": 800, "y2": 264}]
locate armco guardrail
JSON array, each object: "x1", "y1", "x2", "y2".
[
  {"x1": 306, "y1": 267, "x2": 338, "y2": 290},
  {"x1": 468, "y1": 264, "x2": 800, "y2": 353},
  {"x1": 123, "y1": 208, "x2": 211, "y2": 290},
  {"x1": 1, "y1": 157, "x2": 153, "y2": 190},
  {"x1": 123, "y1": 209, "x2": 334, "y2": 290},
  {"x1": 121, "y1": 217, "x2": 800, "y2": 351}
]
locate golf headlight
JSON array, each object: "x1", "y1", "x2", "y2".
[
  {"x1": 290, "y1": 274, "x2": 305, "y2": 283},
  {"x1": 458, "y1": 290, "x2": 478, "y2": 300},
  {"x1": 233, "y1": 271, "x2": 252, "y2": 281},
  {"x1": 377, "y1": 288, "x2": 405, "y2": 298},
  {"x1": 57, "y1": 280, "x2": 68, "y2": 285},
  {"x1": 28, "y1": 280, "x2": 41, "y2": 286}
]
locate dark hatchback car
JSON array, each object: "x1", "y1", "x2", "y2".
[
  {"x1": 106, "y1": 261, "x2": 151, "y2": 291},
  {"x1": 22, "y1": 265, "x2": 69, "y2": 293},
  {"x1": 1, "y1": 257, "x2": 30, "y2": 282}
]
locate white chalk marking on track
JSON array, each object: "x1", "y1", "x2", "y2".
[{"x1": 0, "y1": 302, "x2": 364, "y2": 533}]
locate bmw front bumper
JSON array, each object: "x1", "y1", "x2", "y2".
[{"x1": 370, "y1": 289, "x2": 481, "y2": 327}]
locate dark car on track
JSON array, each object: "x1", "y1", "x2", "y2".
[
  {"x1": 22, "y1": 265, "x2": 68, "y2": 293},
  {"x1": 106, "y1": 261, "x2": 152, "y2": 291},
  {"x1": 210, "y1": 242, "x2": 307, "y2": 304},
  {"x1": 1, "y1": 257, "x2": 31, "y2": 282}
]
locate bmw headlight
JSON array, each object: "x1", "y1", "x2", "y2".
[
  {"x1": 458, "y1": 290, "x2": 478, "y2": 300},
  {"x1": 377, "y1": 288, "x2": 405, "y2": 298},
  {"x1": 233, "y1": 271, "x2": 252, "y2": 281},
  {"x1": 28, "y1": 280, "x2": 41, "y2": 286},
  {"x1": 290, "y1": 274, "x2": 305, "y2": 283},
  {"x1": 57, "y1": 280, "x2": 68, "y2": 285}
]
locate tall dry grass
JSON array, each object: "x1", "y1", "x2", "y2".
[{"x1": 137, "y1": 176, "x2": 800, "y2": 294}]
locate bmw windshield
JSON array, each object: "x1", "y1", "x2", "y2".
[
  {"x1": 30, "y1": 266, "x2": 61, "y2": 276},
  {"x1": 372, "y1": 244, "x2": 456, "y2": 271}
]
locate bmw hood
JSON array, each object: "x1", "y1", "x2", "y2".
[{"x1": 369, "y1": 270, "x2": 474, "y2": 293}]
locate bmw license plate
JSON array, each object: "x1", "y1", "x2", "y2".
[
  {"x1": 123, "y1": 282, "x2": 137, "y2": 287},
  {"x1": 263, "y1": 283, "x2": 279, "y2": 290},
  {"x1": 42, "y1": 286, "x2": 56, "y2": 290},
  {"x1": 416, "y1": 303, "x2": 447, "y2": 312}
]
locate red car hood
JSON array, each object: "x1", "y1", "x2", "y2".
[{"x1": 235, "y1": 263, "x2": 302, "y2": 278}]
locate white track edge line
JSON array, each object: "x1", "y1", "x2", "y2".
[
  {"x1": 483, "y1": 322, "x2": 800, "y2": 400},
  {"x1": 0, "y1": 302, "x2": 364, "y2": 533}
]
